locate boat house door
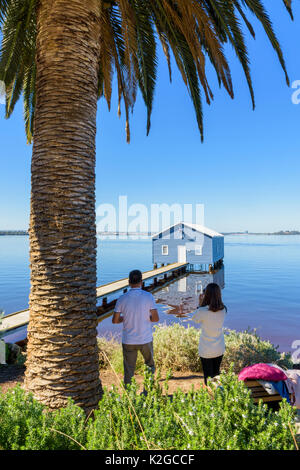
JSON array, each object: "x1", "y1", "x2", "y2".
[{"x1": 177, "y1": 245, "x2": 186, "y2": 263}]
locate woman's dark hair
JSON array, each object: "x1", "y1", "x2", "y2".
[{"x1": 200, "y1": 283, "x2": 226, "y2": 312}]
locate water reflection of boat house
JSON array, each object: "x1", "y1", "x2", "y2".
[
  {"x1": 194, "y1": 267, "x2": 225, "y2": 293},
  {"x1": 175, "y1": 267, "x2": 225, "y2": 294},
  {"x1": 152, "y1": 222, "x2": 224, "y2": 273}
]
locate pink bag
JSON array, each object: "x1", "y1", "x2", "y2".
[{"x1": 238, "y1": 363, "x2": 287, "y2": 382}]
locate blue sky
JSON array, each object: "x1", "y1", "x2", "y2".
[{"x1": 1, "y1": 1, "x2": 300, "y2": 233}]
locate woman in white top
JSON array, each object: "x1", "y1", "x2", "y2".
[{"x1": 192, "y1": 283, "x2": 227, "y2": 385}]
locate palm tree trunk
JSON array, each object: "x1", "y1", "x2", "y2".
[{"x1": 24, "y1": 0, "x2": 102, "y2": 412}]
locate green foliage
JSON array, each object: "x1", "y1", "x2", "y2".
[
  {"x1": 0, "y1": 385, "x2": 45, "y2": 450},
  {"x1": 23, "y1": 400, "x2": 87, "y2": 450},
  {"x1": 0, "y1": 385, "x2": 87, "y2": 450},
  {"x1": 0, "y1": 0, "x2": 293, "y2": 142},
  {"x1": 0, "y1": 370, "x2": 297, "y2": 450},
  {"x1": 0, "y1": 0, "x2": 36, "y2": 142},
  {"x1": 97, "y1": 324, "x2": 293, "y2": 374},
  {"x1": 153, "y1": 323, "x2": 201, "y2": 372},
  {"x1": 223, "y1": 328, "x2": 293, "y2": 372}
]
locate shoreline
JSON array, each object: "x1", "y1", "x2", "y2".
[{"x1": 1, "y1": 232, "x2": 300, "y2": 237}]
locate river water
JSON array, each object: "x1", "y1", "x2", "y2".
[{"x1": 0, "y1": 235, "x2": 299, "y2": 353}]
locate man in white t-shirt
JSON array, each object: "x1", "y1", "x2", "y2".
[{"x1": 112, "y1": 269, "x2": 159, "y2": 386}]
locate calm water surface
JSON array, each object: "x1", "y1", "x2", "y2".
[{"x1": 0, "y1": 235, "x2": 299, "y2": 352}]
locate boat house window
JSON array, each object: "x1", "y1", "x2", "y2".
[{"x1": 162, "y1": 245, "x2": 168, "y2": 255}]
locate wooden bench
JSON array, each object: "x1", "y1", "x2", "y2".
[
  {"x1": 208, "y1": 376, "x2": 293, "y2": 409},
  {"x1": 244, "y1": 380, "x2": 292, "y2": 405}
]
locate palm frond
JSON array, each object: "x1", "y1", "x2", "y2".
[
  {"x1": 282, "y1": 0, "x2": 293, "y2": 20},
  {"x1": 206, "y1": 0, "x2": 255, "y2": 109},
  {"x1": 5, "y1": 61, "x2": 25, "y2": 118},
  {"x1": 0, "y1": 0, "x2": 294, "y2": 143},
  {"x1": 131, "y1": 0, "x2": 157, "y2": 136},
  {"x1": 23, "y1": 61, "x2": 36, "y2": 143},
  {"x1": 233, "y1": 0, "x2": 256, "y2": 38},
  {"x1": 0, "y1": 0, "x2": 36, "y2": 141},
  {"x1": 241, "y1": 0, "x2": 290, "y2": 85},
  {"x1": 0, "y1": 0, "x2": 10, "y2": 24}
]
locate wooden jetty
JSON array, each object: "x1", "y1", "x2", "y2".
[{"x1": 1, "y1": 262, "x2": 188, "y2": 336}]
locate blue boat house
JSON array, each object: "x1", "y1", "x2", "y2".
[{"x1": 152, "y1": 222, "x2": 224, "y2": 273}]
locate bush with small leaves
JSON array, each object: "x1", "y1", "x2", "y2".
[
  {"x1": 97, "y1": 324, "x2": 293, "y2": 374},
  {"x1": 0, "y1": 370, "x2": 297, "y2": 450},
  {"x1": 0, "y1": 385, "x2": 45, "y2": 450},
  {"x1": 223, "y1": 328, "x2": 292, "y2": 372},
  {"x1": 85, "y1": 368, "x2": 297, "y2": 450},
  {"x1": 0, "y1": 385, "x2": 87, "y2": 450}
]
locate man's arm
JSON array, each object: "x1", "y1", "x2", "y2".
[
  {"x1": 112, "y1": 312, "x2": 124, "y2": 324},
  {"x1": 150, "y1": 308, "x2": 159, "y2": 323}
]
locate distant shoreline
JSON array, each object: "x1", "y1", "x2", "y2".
[
  {"x1": 0, "y1": 231, "x2": 28, "y2": 236},
  {"x1": 222, "y1": 231, "x2": 300, "y2": 236},
  {"x1": 1, "y1": 230, "x2": 300, "y2": 237}
]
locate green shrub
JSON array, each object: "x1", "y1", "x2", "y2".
[
  {"x1": 0, "y1": 385, "x2": 87, "y2": 450},
  {"x1": 97, "y1": 324, "x2": 293, "y2": 374},
  {"x1": 153, "y1": 323, "x2": 201, "y2": 372},
  {"x1": 0, "y1": 385, "x2": 45, "y2": 450},
  {"x1": 89, "y1": 368, "x2": 295, "y2": 451},
  {"x1": 97, "y1": 335, "x2": 121, "y2": 369},
  {"x1": 0, "y1": 371, "x2": 297, "y2": 450},
  {"x1": 223, "y1": 328, "x2": 293, "y2": 372}
]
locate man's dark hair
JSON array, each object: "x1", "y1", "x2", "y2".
[{"x1": 129, "y1": 269, "x2": 142, "y2": 285}]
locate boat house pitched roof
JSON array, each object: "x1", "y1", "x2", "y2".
[{"x1": 152, "y1": 222, "x2": 223, "y2": 239}]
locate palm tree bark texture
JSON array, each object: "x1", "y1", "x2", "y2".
[{"x1": 24, "y1": 0, "x2": 102, "y2": 412}]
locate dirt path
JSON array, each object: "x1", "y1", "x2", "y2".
[
  {"x1": 0, "y1": 364, "x2": 205, "y2": 395},
  {"x1": 100, "y1": 369, "x2": 205, "y2": 394},
  {"x1": 0, "y1": 365, "x2": 26, "y2": 393}
]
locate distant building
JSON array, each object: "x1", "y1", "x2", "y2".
[{"x1": 152, "y1": 222, "x2": 224, "y2": 271}]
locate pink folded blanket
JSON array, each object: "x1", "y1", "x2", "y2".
[{"x1": 238, "y1": 363, "x2": 287, "y2": 382}]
